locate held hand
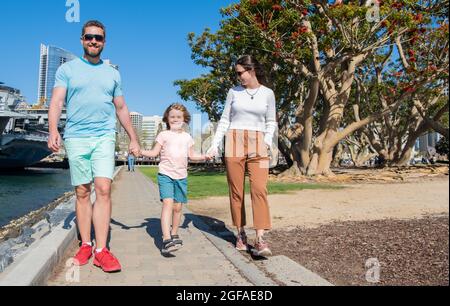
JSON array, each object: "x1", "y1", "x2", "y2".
[
  {"x1": 48, "y1": 132, "x2": 62, "y2": 153},
  {"x1": 266, "y1": 144, "x2": 272, "y2": 159},
  {"x1": 206, "y1": 147, "x2": 218, "y2": 159},
  {"x1": 129, "y1": 140, "x2": 141, "y2": 157}
]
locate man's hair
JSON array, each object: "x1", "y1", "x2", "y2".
[
  {"x1": 82, "y1": 20, "x2": 106, "y2": 38},
  {"x1": 162, "y1": 103, "x2": 191, "y2": 129}
]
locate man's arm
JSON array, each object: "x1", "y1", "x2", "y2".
[
  {"x1": 113, "y1": 96, "x2": 140, "y2": 156},
  {"x1": 47, "y1": 87, "x2": 67, "y2": 152}
]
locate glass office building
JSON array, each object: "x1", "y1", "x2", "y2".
[{"x1": 38, "y1": 44, "x2": 77, "y2": 105}]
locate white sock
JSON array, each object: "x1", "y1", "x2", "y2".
[
  {"x1": 82, "y1": 242, "x2": 92, "y2": 246},
  {"x1": 95, "y1": 248, "x2": 104, "y2": 253}
]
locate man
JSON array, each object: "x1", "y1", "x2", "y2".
[
  {"x1": 48, "y1": 20, "x2": 140, "y2": 273},
  {"x1": 128, "y1": 153, "x2": 135, "y2": 172}
]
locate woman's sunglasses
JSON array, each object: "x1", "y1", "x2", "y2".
[
  {"x1": 236, "y1": 68, "x2": 251, "y2": 77},
  {"x1": 82, "y1": 34, "x2": 105, "y2": 42}
]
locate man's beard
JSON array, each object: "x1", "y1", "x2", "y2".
[{"x1": 83, "y1": 45, "x2": 103, "y2": 58}]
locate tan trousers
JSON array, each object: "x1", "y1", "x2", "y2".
[{"x1": 225, "y1": 129, "x2": 272, "y2": 230}]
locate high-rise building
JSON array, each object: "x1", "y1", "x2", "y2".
[
  {"x1": 38, "y1": 44, "x2": 77, "y2": 105},
  {"x1": 130, "y1": 112, "x2": 143, "y2": 134},
  {"x1": 416, "y1": 132, "x2": 442, "y2": 154},
  {"x1": 38, "y1": 44, "x2": 119, "y2": 106},
  {"x1": 142, "y1": 116, "x2": 163, "y2": 149}
]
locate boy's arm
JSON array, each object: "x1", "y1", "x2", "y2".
[{"x1": 141, "y1": 142, "x2": 162, "y2": 158}]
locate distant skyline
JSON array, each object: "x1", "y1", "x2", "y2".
[{"x1": 0, "y1": 0, "x2": 237, "y2": 124}]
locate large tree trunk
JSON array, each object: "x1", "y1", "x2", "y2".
[
  {"x1": 392, "y1": 122, "x2": 429, "y2": 166},
  {"x1": 332, "y1": 142, "x2": 344, "y2": 167}
]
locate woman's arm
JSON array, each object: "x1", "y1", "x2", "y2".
[
  {"x1": 208, "y1": 89, "x2": 234, "y2": 155},
  {"x1": 264, "y1": 90, "x2": 278, "y2": 148},
  {"x1": 189, "y1": 146, "x2": 209, "y2": 161},
  {"x1": 141, "y1": 142, "x2": 162, "y2": 158}
]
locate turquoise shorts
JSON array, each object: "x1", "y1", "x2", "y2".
[
  {"x1": 157, "y1": 173, "x2": 188, "y2": 204},
  {"x1": 64, "y1": 134, "x2": 116, "y2": 187}
]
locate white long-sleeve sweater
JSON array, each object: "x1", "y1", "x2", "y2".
[{"x1": 210, "y1": 85, "x2": 278, "y2": 150}]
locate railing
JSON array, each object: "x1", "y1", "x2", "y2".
[{"x1": 1, "y1": 131, "x2": 49, "y2": 143}]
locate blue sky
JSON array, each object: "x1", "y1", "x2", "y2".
[{"x1": 0, "y1": 0, "x2": 236, "y2": 123}]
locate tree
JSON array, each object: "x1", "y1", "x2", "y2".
[
  {"x1": 436, "y1": 137, "x2": 449, "y2": 160},
  {"x1": 177, "y1": 0, "x2": 448, "y2": 175}
]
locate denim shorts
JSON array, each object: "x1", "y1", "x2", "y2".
[
  {"x1": 64, "y1": 134, "x2": 116, "y2": 187},
  {"x1": 157, "y1": 173, "x2": 188, "y2": 204}
]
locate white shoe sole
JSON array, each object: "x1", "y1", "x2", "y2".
[
  {"x1": 252, "y1": 248, "x2": 272, "y2": 257},
  {"x1": 236, "y1": 246, "x2": 248, "y2": 252}
]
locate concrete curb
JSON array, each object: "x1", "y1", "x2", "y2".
[
  {"x1": 185, "y1": 211, "x2": 333, "y2": 286},
  {"x1": 0, "y1": 166, "x2": 123, "y2": 286},
  {"x1": 184, "y1": 211, "x2": 278, "y2": 286},
  {"x1": 260, "y1": 255, "x2": 334, "y2": 286}
]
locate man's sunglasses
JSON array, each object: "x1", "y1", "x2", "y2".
[{"x1": 82, "y1": 34, "x2": 105, "y2": 42}]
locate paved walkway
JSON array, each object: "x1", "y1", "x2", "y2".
[{"x1": 48, "y1": 168, "x2": 251, "y2": 286}]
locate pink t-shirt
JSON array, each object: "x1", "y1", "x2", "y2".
[{"x1": 156, "y1": 130, "x2": 194, "y2": 180}]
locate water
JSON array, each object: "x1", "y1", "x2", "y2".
[{"x1": 0, "y1": 168, "x2": 73, "y2": 228}]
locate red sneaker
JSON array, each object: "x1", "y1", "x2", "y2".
[
  {"x1": 93, "y1": 249, "x2": 122, "y2": 273},
  {"x1": 73, "y1": 244, "x2": 93, "y2": 266}
]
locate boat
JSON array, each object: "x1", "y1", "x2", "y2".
[{"x1": 0, "y1": 83, "x2": 52, "y2": 169}]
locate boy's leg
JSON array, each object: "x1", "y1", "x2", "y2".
[
  {"x1": 161, "y1": 198, "x2": 174, "y2": 241},
  {"x1": 171, "y1": 203, "x2": 183, "y2": 236},
  {"x1": 172, "y1": 178, "x2": 187, "y2": 236}
]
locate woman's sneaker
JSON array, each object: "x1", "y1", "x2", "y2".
[
  {"x1": 252, "y1": 239, "x2": 272, "y2": 257},
  {"x1": 161, "y1": 239, "x2": 179, "y2": 255},
  {"x1": 235, "y1": 232, "x2": 249, "y2": 251}
]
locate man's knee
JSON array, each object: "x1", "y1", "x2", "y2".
[
  {"x1": 76, "y1": 185, "x2": 92, "y2": 201},
  {"x1": 95, "y1": 182, "x2": 111, "y2": 199}
]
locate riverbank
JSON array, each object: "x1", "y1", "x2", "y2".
[{"x1": 0, "y1": 168, "x2": 73, "y2": 228}]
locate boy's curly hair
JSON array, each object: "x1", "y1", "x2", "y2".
[{"x1": 162, "y1": 103, "x2": 191, "y2": 129}]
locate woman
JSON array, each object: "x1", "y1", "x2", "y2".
[{"x1": 207, "y1": 55, "x2": 277, "y2": 257}]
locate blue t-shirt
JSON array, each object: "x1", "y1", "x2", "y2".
[{"x1": 54, "y1": 57, "x2": 123, "y2": 139}]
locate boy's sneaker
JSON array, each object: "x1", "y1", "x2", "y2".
[
  {"x1": 161, "y1": 239, "x2": 179, "y2": 255},
  {"x1": 93, "y1": 249, "x2": 122, "y2": 273},
  {"x1": 252, "y1": 239, "x2": 272, "y2": 257},
  {"x1": 73, "y1": 243, "x2": 93, "y2": 266},
  {"x1": 171, "y1": 235, "x2": 183, "y2": 248},
  {"x1": 235, "y1": 232, "x2": 249, "y2": 251}
]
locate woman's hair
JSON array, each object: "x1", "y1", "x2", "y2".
[
  {"x1": 162, "y1": 103, "x2": 191, "y2": 129},
  {"x1": 235, "y1": 55, "x2": 268, "y2": 86}
]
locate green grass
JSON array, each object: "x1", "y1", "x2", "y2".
[{"x1": 140, "y1": 167, "x2": 342, "y2": 200}]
